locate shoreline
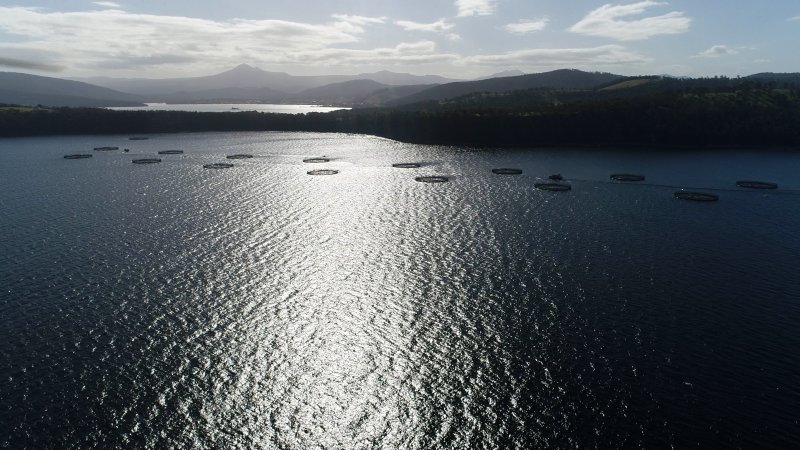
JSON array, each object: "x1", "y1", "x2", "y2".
[{"x1": 1, "y1": 107, "x2": 798, "y2": 149}]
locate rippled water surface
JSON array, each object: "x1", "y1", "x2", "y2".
[
  {"x1": 107, "y1": 103, "x2": 347, "y2": 113},
  {"x1": 1, "y1": 132, "x2": 799, "y2": 449}
]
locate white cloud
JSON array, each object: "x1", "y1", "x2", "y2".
[
  {"x1": 0, "y1": 6, "x2": 397, "y2": 74},
  {"x1": 0, "y1": 5, "x2": 656, "y2": 78},
  {"x1": 505, "y1": 19, "x2": 549, "y2": 34},
  {"x1": 463, "y1": 45, "x2": 648, "y2": 68},
  {"x1": 92, "y1": 1, "x2": 122, "y2": 8},
  {"x1": 790, "y1": 16, "x2": 800, "y2": 21},
  {"x1": 395, "y1": 19, "x2": 454, "y2": 33},
  {"x1": 570, "y1": 1, "x2": 690, "y2": 41},
  {"x1": 694, "y1": 45, "x2": 739, "y2": 58},
  {"x1": 455, "y1": 0, "x2": 496, "y2": 17},
  {"x1": 280, "y1": 41, "x2": 459, "y2": 66},
  {"x1": 331, "y1": 14, "x2": 386, "y2": 25}
]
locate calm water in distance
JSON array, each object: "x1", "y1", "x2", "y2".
[
  {"x1": 1, "y1": 132, "x2": 799, "y2": 449},
  {"x1": 107, "y1": 103, "x2": 348, "y2": 113}
]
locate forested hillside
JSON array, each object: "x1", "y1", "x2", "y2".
[{"x1": 2, "y1": 82, "x2": 798, "y2": 148}]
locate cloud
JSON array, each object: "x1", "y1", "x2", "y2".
[
  {"x1": 570, "y1": 1, "x2": 690, "y2": 41},
  {"x1": 505, "y1": 19, "x2": 549, "y2": 34},
  {"x1": 0, "y1": 56, "x2": 64, "y2": 72},
  {"x1": 88, "y1": 54, "x2": 199, "y2": 69},
  {"x1": 0, "y1": 6, "x2": 384, "y2": 74},
  {"x1": 790, "y1": 16, "x2": 800, "y2": 21},
  {"x1": 0, "y1": 5, "x2": 654, "y2": 78},
  {"x1": 331, "y1": 14, "x2": 386, "y2": 25},
  {"x1": 463, "y1": 45, "x2": 648, "y2": 68},
  {"x1": 455, "y1": 0, "x2": 496, "y2": 17},
  {"x1": 92, "y1": 1, "x2": 122, "y2": 8},
  {"x1": 395, "y1": 19, "x2": 454, "y2": 33},
  {"x1": 277, "y1": 41, "x2": 459, "y2": 66},
  {"x1": 694, "y1": 45, "x2": 739, "y2": 58}
]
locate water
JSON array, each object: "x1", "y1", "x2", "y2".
[
  {"x1": 106, "y1": 103, "x2": 348, "y2": 113},
  {"x1": 1, "y1": 132, "x2": 799, "y2": 449}
]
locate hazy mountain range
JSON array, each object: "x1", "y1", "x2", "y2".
[
  {"x1": 0, "y1": 72, "x2": 143, "y2": 107},
  {"x1": 2, "y1": 64, "x2": 799, "y2": 109},
  {"x1": 77, "y1": 64, "x2": 458, "y2": 97}
]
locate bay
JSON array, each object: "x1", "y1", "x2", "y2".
[
  {"x1": 1, "y1": 132, "x2": 799, "y2": 449},
  {"x1": 106, "y1": 103, "x2": 348, "y2": 113}
]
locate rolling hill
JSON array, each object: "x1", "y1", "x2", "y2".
[
  {"x1": 290, "y1": 79, "x2": 390, "y2": 104},
  {"x1": 387, "y1": 69, "x2": 623, "y2": 106},
  {"x1": 79, "y1": 64, "x2": 459, "y2": 99},
  {"x1": 0, "y1": 72, "x2": 144, "y2": 107}
]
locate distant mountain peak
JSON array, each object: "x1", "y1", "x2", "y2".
[{"x1": 226, "y1": 63, "x2": 261, "y2": 73}]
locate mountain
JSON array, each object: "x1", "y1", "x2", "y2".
[
  {"x1": 79, "y1": 64, "x2": 460, "y2": 99},
  {"x1": 0, "y1": 72, "x2": 144, "y2": 107},
  {"x1": 351, "y1": 84, "x2": 438, "y2": 107},
  {"x1": 384, "y1": 73, "x2": 800, "y2": 113},
  {"x1": 291, "y1": 79, "x2": 390, "y2": 104},
  {"x1": 79, "y1": 64, "x2": 299, "y2": 96},
  {"x1": 475, "y1": 70, "x2": 526, "y2": 80},
  {"x1": 350, "y1": 70, "x2": 456, "y2": 86},
  {"x1": 16, "y1": 68, "x2": 792, "y2": 110},
  {"x1": 387, "y1": 69, "x2": 623, "y2": 106}
]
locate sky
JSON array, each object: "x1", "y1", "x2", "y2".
[{"x1": 0, "y1": 0, "x2": 798, "y2": 79}]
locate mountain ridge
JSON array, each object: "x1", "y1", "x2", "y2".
[
  {"x1": 5, "y1": 67, "x2": 800, "y2": 108},
  {"x1": 0, "y1": 72, "x2": 144, "y2": 107},
  {"x1": 387, "y1": 69, "x2": 623, "y2": 106},
  {"x1": 77, "y1": 64, "x2": 460, "y2": 97}
]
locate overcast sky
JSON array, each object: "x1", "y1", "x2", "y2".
[{"x1": 0, "y1": 0, "x2": 797, "y2": 78}]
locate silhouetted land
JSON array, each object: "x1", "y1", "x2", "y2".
[{"x1": 2, "y1": 82, "x2": 799, "y2": 148}]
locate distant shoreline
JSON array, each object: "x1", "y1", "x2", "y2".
[{"x1": 1, "y1": 98, "x2": 798, "y2": 149}]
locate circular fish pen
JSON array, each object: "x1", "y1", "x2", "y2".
[
  {"x1": 158, "y1": 150, "x2": 184, "y2": 155},
  {"x1": 93, "y1": 146, "x2": 119, "y2": 151},
  {"x1": 303, "y1": 158, "x2": 330, "y2": 163},
  {"x1": 674, "y1": 191, "x2": 719, "y2": 202},
  {"x1": 203, "y1": 163, "x2": 234, "y2": 169},
  {"x1": 132, "y1": 158, "x2": 161, "y2": 164},
  {"x1": 492, "y1": 168, "x2": 523, "y2": 175},
  {"x1": 535, "y1": 182, "x2": 571, "y2": 192},
  {"x1": 610, "y1": 174, "x2": 645, "y2": 182},
  {"x1": 226, "y1": 154, "x2": 253, "y2": 159},
  {"x1": 736, "y1": 180, "x2": 778, "y2": 189},
  {"x1": 392, "y1": 163, "x2": 421, "y2": 168},
  {"x1": 307, "y1": 169, "x2": 339, "y2": 176},
  {"x1": 63, "y1": 154, "x2": 92, "y2": 159},
  {"x1": 415, "y1": 176, "x2": 449, "y2": 183}
]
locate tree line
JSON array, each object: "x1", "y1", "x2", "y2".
[{"x1": 1, "y1": 85, "x2": 798, "y2": 148}]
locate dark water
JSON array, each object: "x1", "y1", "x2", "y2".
[{"x1": 1, "y1": 132, "x2": 799, "y2": 449}]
